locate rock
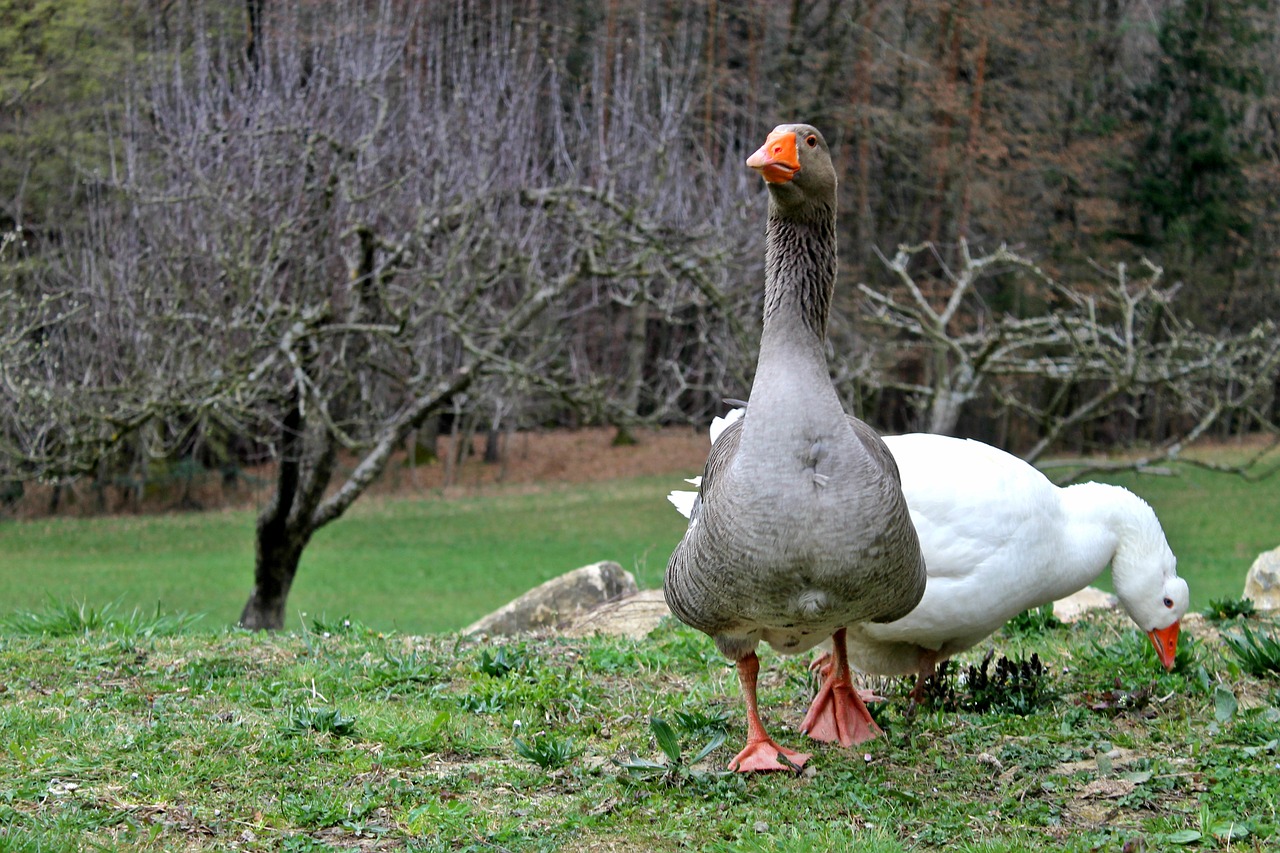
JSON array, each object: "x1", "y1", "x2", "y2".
[
  {"x1": 471, "y1": 576, "x2": 1130, "y2": 640},
  {"x1": 464, "y1": 561, "x2": 638, "y2": 635},
  {"x1": 1243, "y1": 545, "x2": 1280, "y2": 610},
  {"x1": 1052, "y1": 586, "x2": 1119, "y2": 622},
  {"x1": 560, "y1": 589, "x2": 670, "y2": 639},
  {"x1": 524, "y1": 581, "x2": 1126, "y2": 640}
]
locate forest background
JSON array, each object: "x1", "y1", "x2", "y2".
[{"x1": 2, "y1": 0, "x2": 1278, "y2": 627}]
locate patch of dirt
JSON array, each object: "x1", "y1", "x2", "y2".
[{"x1": 419, "y1": 426, "x2": 710, "y2": 492}]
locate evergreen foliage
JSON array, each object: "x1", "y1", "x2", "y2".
[{"x1": 1130, "y1": 0, "x2": 1264, "y2": 272}]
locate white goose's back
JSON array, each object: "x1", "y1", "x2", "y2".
[{"x1": 861, "y1": 434, "x2": 1078, "y2": 655}]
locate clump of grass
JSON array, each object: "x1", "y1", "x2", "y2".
[
  {"x1": 927, "y1": 652, "x2": 1051, "y2": 715},
  {"x1": 1203, "y1": 597, "x2": 1258, "y2": 622},
  {"x1": 613, "y1": 716, "x2": 734, "y2": 787},
  {"x1": 307, "y1": 614, "x2": 370, "y2": 636},
  {"x1": 670, "y1": 708, "x2": 731, "y2": 739},
  {"x1": 1092, "y1": 629, "x2": 1197, "y2": 674},
  {"x1": 0, "y1": 597, "x2": 201, "y2": 638},
  {"x1": 1221, "y1": 624, "x2": 1280, "y2": 677},
  {"x1": 458, "y1": 681, "x2": 514, "y2": 714},
  {"x1": 367, "y1": 650, "x2": 442, "y2": 690},
  {"x1": 1003, "y1": 603, "x2": 1062, "y2": 638},
  {"x1": 513, "y1": 732, "x2": 578, "y2": 770},
  {"x1": 477, "y1": 645, "x2": 526, "y2": 678},
  {"x1": 285, "y1": 706, "x2": 358, "y2": 738}
]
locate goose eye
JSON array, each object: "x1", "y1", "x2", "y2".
[
  {"x1": 1163, "y1": 597, "x2": 1174, "y2": 608},
  {"x1": 805, "y1": 134, "x2": 818, "y2": 148}
]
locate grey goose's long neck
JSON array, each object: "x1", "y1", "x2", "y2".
[{"x1": 762, "y1": 204, "x2": 837, "y2": 342}]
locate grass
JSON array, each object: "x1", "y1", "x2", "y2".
[
  {"x1": 0, "y1": 603, "x2": 1277, "y2": 851},
  {"x1": 1221, "y1": 624, "x2": 1280, "y2": 677},
  {"x1": 1, "y1": 457, "x2": 1277, "y2": 634},
  {"x1": 0, "y1": 476, "x2": 688, "y2": 634}
]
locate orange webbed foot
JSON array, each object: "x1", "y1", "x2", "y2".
[
  {"x1": 799, "y1": 677, "x2": 883, "y2": 747},
  {"x1": 801, "y1": 629, "x2": 883, "y2": 747},
  {"x1": 729, "y1": 737, "x2": 811, "y2": 773}
]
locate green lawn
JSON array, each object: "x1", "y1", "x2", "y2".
[
  {"x1": 0, "y1": 477, "x2": 689, "y2": 634},
  {"x1": 0, "y1": 605, "x2": 1277, "y2": 851},
  {"x1": 0, "y1": 462, "x2": 1275, "y2": 633},
  {"x1": 1, "y1": 459, "x2": 1278, "y2": 850}
]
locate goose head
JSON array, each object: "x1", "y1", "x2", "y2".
[
  {"x1": 746, "y1": 123, "x2": 837, "y2": 216},
  {"x1": 1115, "y1": 542, "x2": 1189, "y2": 671}
]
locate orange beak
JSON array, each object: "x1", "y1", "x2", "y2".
[
  {"x1": 1147, "y1": 621, "x2": 1181, "y2": 671},
  {"x1": 747, "y1": 129, "x2": 800, "y2": 184}
]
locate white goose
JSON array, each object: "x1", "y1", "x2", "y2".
[{"x1": 671, "y1": 409, "x2": 1189, "y2": 696}]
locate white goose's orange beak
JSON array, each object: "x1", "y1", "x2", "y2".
[
  {"x1": 747, "y1": 129, "x2": 800, "y2": 184},
  {"x1": 1147, "y1": 621, "x2": 1181, "y2": 671}
]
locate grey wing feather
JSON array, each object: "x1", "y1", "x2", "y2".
[
  {"x1": 695, "y1": 414, "x2": 744, "y2": 510},
  {"x1": 663, "y1": 414, "x2": 743, "y2": 635}
]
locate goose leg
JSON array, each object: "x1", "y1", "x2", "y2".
[
  {"x1": 800, "y1": 628, "x2": 883, "y2": 747},
  {"x1": 808, "y1": 650, "x2": 884, "y2": 703},
  {"x1": 907, "y1": 649, "x2": 939, "y2": 705},
  {"x1": 729, "y1": 652, "x2": 811, "y2": 772}
]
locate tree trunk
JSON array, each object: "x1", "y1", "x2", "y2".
[
  {"x1": 852, "y1": 0, "x2": 879, "y2": 277},
  {"x1": 483, "y1": 428, "x2": 502, "y2": 464},
  {"x1": 927, "y1": 0, "x2": 964, "y2": 244},
  {"x1": 957, "y1": 0, "x2": 991, "y2": 240},
  {"x1": 614, "y1": 298, "x2": 648, "y2": 446},
  {"x1": 239, "y1": 523, "x2": 308, "y2": 630},
  {"x1": 239, "y1": 393, "x2": 310, "y2": 631},
  {"x1": 703, "y1": 0, "x2": 718, "y2": 158},
  {"x1": 244, "y1": 0, "x2": 264, "y2": 71},
  {"x1": 926, "y1": 387, "x2": 967, "y2": 436}
]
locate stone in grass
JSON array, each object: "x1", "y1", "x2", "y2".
[
  {"x1": 1052, "y1": 586, "x2": 1119, "y2": 623},
  {"x1": 561, "y1": 589, "x2": 670, "y2": 640},
  {"x1": 1243, "y1": 545, "x2": 1280, "y2": 610},
  {"x1": 464, "y1": 560, "x2": 638, "y2": 636}
]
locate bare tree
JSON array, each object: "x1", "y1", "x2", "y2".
[
  {"x1": 0, "y1": 2, "x2": 739, "y2": 629},
  {"x1": 547, "y1": 13, "x2": 764, "y2": 436},
  {"x1": 852, "y1": 239, "x2": 1280, "y2": 477}
]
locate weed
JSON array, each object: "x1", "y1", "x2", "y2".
[
  {"x1": 477, "y1": 645, "x2": 525, "y2": 678},
  {"x1": 308, "y1": 614, "x2": 369, "y2": 636},
  {"x1": 0, "y1": 597, "x2": 201, "y2": 637},
  {"x1": 925, "y1": 651, "x2": 1052, "y2": 715},
  {"x1": 1204, "y1": 597, "x2": 1258, "y2": 621},
  {"x1": 1003, "y1": 603, "x2": 1063, "y2": 638},
  {"x1": 285, "y1": 706, "x2": 358, "y2": 738},
  {"x1": 1091, "y1": 629, "x2": 1197, "y2": 675},
  {"x1": 381, "y1": 710, "x2": 454, "y2": 753},
  {"x1": 613, "y1": 716, "x2": 733, "y2": 787},
  {"x1": 670, "y1": 707, "x2": 731, "y2": 739},
  {"x1": 368, "y1": 650, "x2": 442, "y2": 690},
  {"x1": 1221, "y1": 624, "x2": 1280, "y2": 677},
  {"x1": 1213, "y1": 684, "x2": 1239, "y2": 724},
  {"x1": 458, "y1": 681, "x2": 514, "y2": 714},
  {"x1": 513, "y1": 732, "x2": 578, "y2": 770}
]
